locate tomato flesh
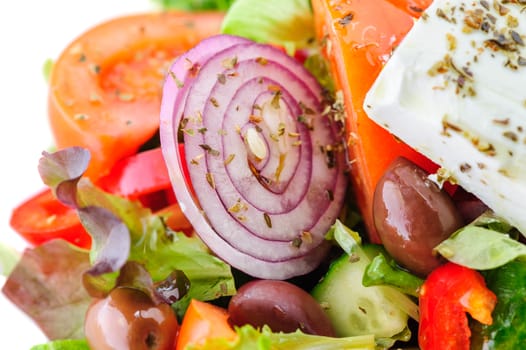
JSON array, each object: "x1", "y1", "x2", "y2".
[
  {"x1": 48, "y1": 11, "x2": 225, "y2": 180},
  {"x1": 10, "y1": 189, "x2": 91, "y2": 248}
]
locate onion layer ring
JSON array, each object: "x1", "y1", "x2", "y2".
[{"x1": 160, "y1": 34, "x2": 347, "y2": 279}]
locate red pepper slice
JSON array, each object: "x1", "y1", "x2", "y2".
[
  {"x1": 9, "y1": 188, "x2": 91, "y2": 248},
  {"x1": 96, "y1": 145, "x2": 193, "y2": 210},
  {"x1": 419, "y1": 262, "x2": 497, "y2": 350}
]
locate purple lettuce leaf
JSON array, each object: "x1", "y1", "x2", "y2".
[{"x1": 1, "y1": 239, "x2": 91, "y2": 340}]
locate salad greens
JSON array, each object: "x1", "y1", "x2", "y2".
[
  {"x1": 151, "y1": 0, "x2": 236, "y2": 11},
  {"x1": 2, "y1": 147, "x2": 236, "y2": 341},
  {"x1": 188, "y1": 324, "x2": 375, "y2": 350},
  {"x1": 435, "y1": 212, "x2": 526, "y2": 270},
  {"x1": 362, "y1": 250, "x2": 424, "y2": 298},
  {"x1": 2, "y1": 239, "x2": 92, "y2": 340},
  {"x1": 38, "y1": 147, "x2": 236, "y2": 312},
  {"x1": 311, "y1": 221, "x2": 417, "y2": 348},
  {"x1": 5, "y1": 0, "x2": 526, "y2": 348},
  {"x1": 471, "y1": 260, "x2": 526, "y2": 349},
  {"x1": 221, "y1": 0, "x2": 315, "y2": 55},
  {"x1": 0, "y1": 241, "x2": 19, "y2": 276},
  {"x1": 31, "y1": 339, "x2": 90, "y2": 350}
]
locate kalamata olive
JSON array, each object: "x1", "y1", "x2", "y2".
[
  {"x1": 84, "y1": 287, "x2": 178, "y2": 350},
  {"x1": 373, "y1": 156, "x2": 464, "y2": 277},
  {"x1": 452, "y1": 187, "x2": 489, "y2": 224},
  {"x1": 228, "y1": 279, "x2": 335, "y2": 336}
]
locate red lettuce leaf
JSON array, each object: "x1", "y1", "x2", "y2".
[{"x1": 1, "y1": 239, "x2": 91, "y2": 340}]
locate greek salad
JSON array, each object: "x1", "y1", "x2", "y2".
[{"x1": 2, "y1": 0, "x2": 526, "y2": 349}]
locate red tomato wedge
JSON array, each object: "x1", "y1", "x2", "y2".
[
  {"x1": 48, "y1": 11, "x2": 224, "y2": 180},
  {"x1": 9, "y1": 188, "x2": 91, "y2": 249},
  {"x1": 311, "y1": 0, "x2": 434, "y2": 242}
]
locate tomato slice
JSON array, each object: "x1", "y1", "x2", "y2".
[
  {"x1": 312, "y1": 0, "x2": 434, "y2": 242},
  {"x1": 48, "y1": 11, "x2": 224, "y2": 180},
  {"x1": 9, "y1": 188, "x2": 91, "y2": 249}
]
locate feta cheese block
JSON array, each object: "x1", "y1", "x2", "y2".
[{"x1": 364, "y1": 0, "x2": 526, "y2": 234}]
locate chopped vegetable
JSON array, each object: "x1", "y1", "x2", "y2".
[
  {"x1": 152, "y1": 0, "x2": 236, "y2": 11},
  {"x1": 435, "y1": 224, "x2": 526, "y2": 271},
  {"x1": 311, "y1": 0, "x2": 435, "y2": 243},
  {"x1": 362, "y1": 249, "x2": 424, "y2": 298},
  {"x1": 221, "y1": 0, "x2": 315, "y2": 54},
  {"x1": 48, "y1": 11, "x2": 225, "y2": 180},
  {"x1": 418, "y1": 262, "x2": 497, "y2": 350},
  {"x1": 9, "y1": 188, "x2": 91, "y2": 249},
  {"x1": 311, "y1": 221, "x2": 416, "y2": 347},
  {"x1": 9, "y1": 146, "x2": 193, "y2": 250},
  {"x1": 96, "y1": 146, "x2": 186, "y2": 210},
  {"x1": 472, "y1": 260, "x2": 526, "y2": 349},
  {"x1": 39, "y1": 147, "x2": 235, "y2": 311},
  {"x1": 176, "y1": 299, "x2": 237, "y2": 350},
  {"x1": 30, "y1": 339, "x2": 90, "y2": 350},
  {"x1": 190, "y1": 324, "x2": 376, "y2": 350},
  {"x1": 2, "y1": 240, "x2": 92, "y2": 340},
  {"x1": 0, "y1": 242, "x2": 19, "y2": 277},
  {"x1": 363, "y1": 0, "x2": 526, "y2": 236},
  {"x1": 160, "y1": 34, "x2": 348, "y2": 279}
]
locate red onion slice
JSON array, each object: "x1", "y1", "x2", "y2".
[{"x1": 160, "y1": 34, "x2": 347, "y2": 279}]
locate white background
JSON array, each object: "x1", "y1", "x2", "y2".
[{"x1": 0, "y1": 1, "x2": 157, "y2": 347}]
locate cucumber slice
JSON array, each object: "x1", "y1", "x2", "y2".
[{"x1": 311, "y1": 245, "x2": 408, "y2": 339}]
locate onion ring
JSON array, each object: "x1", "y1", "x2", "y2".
[{"x1": 160, "y1": 34, "x2": 347, "y2": 279}]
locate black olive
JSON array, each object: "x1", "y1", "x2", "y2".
[
  {"x1": 84, "y1": 287, "x2": 178, "y2": 350},
  {"x1": 228, "y1": 279, "x2": 335, "y2": 336},
  {"x1": 373, "y1": 157, "x2": 464, "y2": 277}
]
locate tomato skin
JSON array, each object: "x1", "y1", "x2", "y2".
[
  {"x1": 311, "y1": 0, "x2": 434, "y2": 243},
  {"x1": 48, "y1": 11, "x2": 224, "y2": 180},
  {"x1": 175, "y1": 299, "x2": 237, "y2": 350},
  {"x1": 9, "y1": 188, "x2": 91, "y2": 249},
  {"x1": 418, "y1": 263, "x2": 497, "y2": 350},
  {"x1": 10, "y1": 145, "x2": 193, "y2": 248}
]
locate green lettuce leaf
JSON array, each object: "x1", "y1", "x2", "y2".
[
  {"x1": 471, "y1": 260, "x2": 526, "y2": 349},
  {"x1": 362, "y1": 252, "x2": 424, "y2": 298},
  {"x1": 189, "y1": 324, "x2": 376, "y2": 350},
  {"x1": 151, "y1": 0, "x2": 236, "y2": 11},
  {"x1": 221, "y1": 0, "x2": 315, "y2": 54},
  {"x1": 31, "y1": 339, "x2": 90, "y2": 350},
  {"x1": 0, "y1": 241, "x2": 20, "y2": 276},
  {"x1": 434, "y1": 218, "x2": 526, "y2": 270},
  {"x1": 38, "y1": 147, "x2": 236, "y2": 312}
]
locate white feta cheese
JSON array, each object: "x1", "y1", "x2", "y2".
[{"x1": 364, "y1": 0, "x2": 526, "y2": 234}]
